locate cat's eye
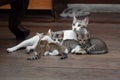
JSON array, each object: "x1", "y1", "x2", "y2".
[
  {"x1": 69, "y1": 11, "x2": 72, "y2": 14},
  {"x1": 72, "y1": 23, "x2": 75, "y2": 26},
  {"x1": 78, "y1": 24, "x2": 81, "y2": 27},
  {"x1": 53, "y1": 39, "x2": 56, "y2": 41},
  {"x1": 79, "y1": 39, "x2": 82, "y2": 41},
  {"x1": 83, "y1": 40, "x2": 86, "y2": 41}
]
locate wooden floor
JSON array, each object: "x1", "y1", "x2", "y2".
[{"x1": 0, "y1": 13, "x2": 120, "y2": 80}]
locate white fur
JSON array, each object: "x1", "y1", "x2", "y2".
[
  {"x1": 7, "y1": 33, "x2": 43, "y2": 53},
  {"x1": 41, "y1": 36, "x2": 54, "y2": 43},
  {"x1": 6, "y1": 29, "x2": 56, "y2": 53},
  {"x1": 63, "y1": 30, "x2": 77, "y2": 40},
  {"x1": 6, "y1": 29, "x2": 66, "y2": 56},
  {"x1": 6, "y1": 16, "x2": 89, "y2": 56},
  {"x1": 71, "y1": 45, "x2": 82, "y2": 53},
  {"x1": 49, "y1": 50, "x2": 59, "y2": 56},
  {"x1": 64, "y1": 49, "x2": 69, "y2": 54},
  {"x1": 71, "y1": 45, "x2": 86, "y2": 54},
  {"x1": 44, "y1": 50, "x2": 59, "y2": 56},
  {"x1": 72, "y1": 16, "x2": 89, "y2": 33},
  {"x1": 34, "y1": 51, "x2": 38, "y2": 56},
  {"x1": 6, "y1": 34, "x2": 54, "y2": 53},
  {"x1": 44, "y1": 51, "x2": 49, "y2": 56}
]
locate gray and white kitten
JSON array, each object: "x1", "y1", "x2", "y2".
[
  {"x1": 79, "y1": 38, "x2": 108, "y2": 54},
  {"x1": 61, "y1": 39, "x2": 86, "y2": 54},
  {"x1": 72, "y1": 16, "x2": 89, "y2": 40},
  {"x1": 52, "y1": 30, "x2": 87, "y2": 54},
  {"x1": 27, "y1": 40, "x2": 68, "y2": 60},
  {"x1": 72, "y1": 16, "x2": 108, "y2": 54}
]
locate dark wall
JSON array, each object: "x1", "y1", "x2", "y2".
[{"x1": 68, "y1": 0, "x2": 120, "y2": 4}]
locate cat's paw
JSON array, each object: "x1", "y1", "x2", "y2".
[
  {"x1": 27, "y1": 55, "x2": 40, "y2": 60},
  {"x1": 71, "y1": 45, "x2": 81, "y2": 53},
  {"x1": 6, "y1": 48, "x2": 14, "y2": 53},
  {"x1": 60, "y1": 56, "x2": 68, "y2": 60},
  {"x1": 77, "y1": 49, "x2": 87, "y2": 55},
  {"x1": 26, "y1": 46, "x2": 33, "y2": 53},
  {"x1": 71, "y1": 48, "x2": 76, "y2": 53},
  {"x1": 43, "y1": 51, "x2": 49, "y2": 56},
  {"x1": 49, "y1": 50, "x2": 59, "y2": 56}
]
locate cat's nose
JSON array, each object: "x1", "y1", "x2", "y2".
[{"x1": 73, "y1": 28, "x2": 76, "y2": 31}]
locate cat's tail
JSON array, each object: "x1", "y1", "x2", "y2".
[
  {"x1": 87, "y1": 45, "x2": 108, "y2": 54},
  {"x1": 27, "y1": 55, "x2": 40, "y2": 60},
  {"x1": 87, "y1": 50, "x2": 108, "y2": 54}
]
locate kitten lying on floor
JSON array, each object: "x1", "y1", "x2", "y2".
[
  {"x1": 7, "y1": 18, "x2": 89, "y2": 53},
  {"x1": 79, "y1": 37, "x2": 108, "y2": 54},
  {"x1": 7, "y1": 33, "x2": 44, "y2": 53},
  {"x1": 6, "y1": 16, "x2": 108, "y2": 61},
  {"x1": 7, "y1": 29, "x2": 68, "y2": 60},
  {"x1": 6, "y1": 29, "x2": 55, "y2": 53},
  {"x1": 52, "y1": 30, "x2": 87, "y2": 54},
  {"x1": 27, "y1": 40, "x2": 68, "y2": 60},
  {"x1": 50, "y1": 17, "x2": 90, "y2": 54},
  {"x1": 72, "y1": 16, "x2": 108, "y2": 54},
  {"x1": 61, "y1": 39, "x2": 86, "y2": 54}
]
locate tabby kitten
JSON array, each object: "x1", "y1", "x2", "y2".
[
  {"x1": 79, "y1": 38, "x2": 108, "y2": 54},
  {"x1": 61, "y1": 39, "x2": 86, "y2": 54},
  {"x1": 72, "y1": 16, "x2": 90, "y2": 43},
  {"x1": 27, "y1": 40, "x2": 68, "y2": 60},
  {"x1": 72, "y1": 16, "x2": 108, "y2": 54}
]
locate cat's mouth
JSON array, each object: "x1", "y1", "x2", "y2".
[
  {"x1": 73, "y1": 28, "x2": 77, "y2": 32},
  {"x1": 73, "y1": 28, "x2": 81, "y2": 32}
]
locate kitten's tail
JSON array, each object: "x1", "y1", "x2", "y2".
[
  {"x1": 87, "y1": 50, "x2": 108, "y2": 54},
  {"x1": 87, "y1": 45, "x2": 108, "y2": 54},
  {"x1": 27, "y1": 55, "x2": 40, "y2": 60}
]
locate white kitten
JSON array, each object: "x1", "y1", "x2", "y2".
[{"x1": 6, "y1": 33, "x2": 44, "y2": 53}]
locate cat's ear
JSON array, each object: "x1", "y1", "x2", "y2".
[
  {"x1": 58, "y1": 32, "x2": 64, "y2": 39},
  {"x1": 73, "y1": 16, "x2": 77, "y2": 23},
  {"x1": 36, "y1": 32, "x2": 44, "y2": 35},
  {"x1": 47, "y1": 29, "x2": 52, "y2": 37},
  {"x1": 36, "y1": 32, "x2": 40, "y2": 35},
  {"x1": 82, "y1": 17, "x2": 89, "y2": 27},
  {"x1": 48, "y1": 29, "x2": 51, "y2": 33},
  {"x1": 36, "y1": 32, "x2": 44, "y2": 37}
]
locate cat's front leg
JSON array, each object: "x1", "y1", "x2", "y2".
[
  {"x1": 71, "y1": 45, "x2": 87, "y2": 54},
  {"x1": 26, "y1": 40, "x2": 39, "y2": 53},
  {"x1": 27, "y1": 51, "x2": 40, "y2": 60},
  {"x1": 71, "y1": 45, "x2": 80, "y2": 53},
  {"x1": 77, "y1": 49, "x2": 87, "y2": 55},
  {"x1": 43, "y1": 51, "x2": 49, "y2": 56},
  {"x1": 26, "y1": 46, "x2": 34, "y2": 53},
  {"x1": 49, "y1": 50, "x2": 59, "y2": 56}
]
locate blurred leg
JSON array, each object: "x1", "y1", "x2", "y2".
[{"x1": 9, "y1": 0, "x2": 30, "y2": 40}]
